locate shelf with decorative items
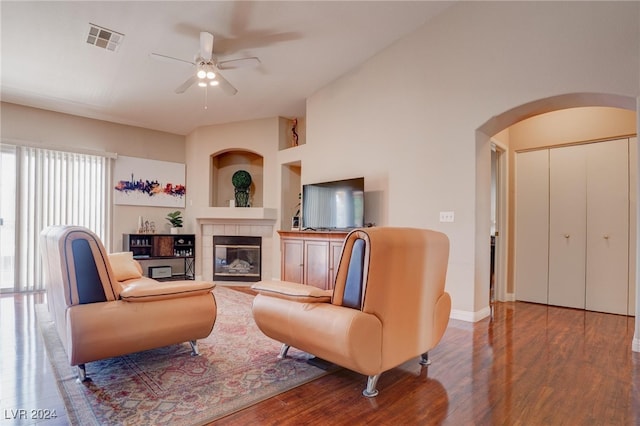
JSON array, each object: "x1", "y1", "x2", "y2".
[
  {"x1": 210, "y1": 150, "x2": 263, "y2": 208},
  {"x1": 280, "y1": 160, "x2": 301, "y2": 231},
  {"x1": 123, "y1": 233, "x2": 195, "y2": 280},
  {"x1": 278, "y1": 116, "x2": 306, "y2": 151}
]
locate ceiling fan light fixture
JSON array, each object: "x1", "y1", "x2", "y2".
[
  {"x1": 196, "y1": 67, "x2": 207, "y2": 79},
  {"x1": 198, "y1": 81, "x2": 207, "y2": 88},
  {"x1": 206, "y1": 70, "x2": 216, "y2": 80},
  {"x1": 209, "y1": 80, "x2": 219, "y2": 86}
]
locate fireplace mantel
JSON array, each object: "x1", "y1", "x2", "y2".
[{"x1": 195, "y1": 207, "x2": 278, "y2": 222}]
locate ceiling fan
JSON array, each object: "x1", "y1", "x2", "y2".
[{"x1": 151, "y1": 32, "x2": 260, "y2": 96}]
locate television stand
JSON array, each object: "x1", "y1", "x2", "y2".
[{"x1": 277, "y1": 230, "x2": 348, "y2": 290}]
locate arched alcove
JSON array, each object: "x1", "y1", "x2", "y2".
[
  {"x1": 210, "y1": 150, "x2": 264, "y2": 207},
  {"x1": 474, "y1": 92, "x2": 638, "y2": 349}
]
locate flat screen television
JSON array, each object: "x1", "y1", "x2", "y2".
[{"x1": 301, "y1": 177, "x2": 364, "y2": 230}]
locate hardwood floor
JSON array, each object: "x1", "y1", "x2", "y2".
[
  {"x1": 1, "y1": 292, "x2": 68, "y2": 425},
  {"x1": 2, "y1": 291, "x2": 638, "y2": 425}
]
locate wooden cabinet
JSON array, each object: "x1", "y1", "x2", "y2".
[
  {"x1": 278, "y1": 231, "x2": 347, "y2": 290},
  {"x1": 123, "y1": 234, "x2": 195, "y2": 280}
]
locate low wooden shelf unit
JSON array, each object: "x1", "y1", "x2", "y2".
[{"x1": 123, "y1": 233, "x2": 195, "y2": 280}]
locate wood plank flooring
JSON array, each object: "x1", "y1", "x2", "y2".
[
  {"x1": 1, "y1": 292, "x2": 68, "y2": 425},
  {"x1": 2, "y1": 291, "x2": 638, "y2": 425}
]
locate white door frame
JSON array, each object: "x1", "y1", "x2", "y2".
[{"x1": 491, "y1": 140, "x2": 508, "y2": 302}]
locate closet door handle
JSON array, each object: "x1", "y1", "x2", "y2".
[
  {"x1": 603, "y1": 234, "x2": 610, "y2": 239},
  {"x1": 564, "y1": 234, "x2": 570, "y2": 239}
]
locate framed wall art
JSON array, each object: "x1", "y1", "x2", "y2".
[{"x1": 114, "y1": 156, "x2": 186, "y2": 207}]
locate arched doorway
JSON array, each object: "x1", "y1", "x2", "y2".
[{"x1": 475, "y1": 92, "x2": 639, "y2": 351}]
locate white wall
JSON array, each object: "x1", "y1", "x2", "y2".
[
  {"x1": 303, "y1": 2, "x2": 639, "y2": 319},
  {"x1": 3, "y1": 2, "x2": 639, "y2": 325},
  {"x1": 185, "y1": 118, "x2": 280, "y2": 212},
  {"x1": 184, "y1": 117, "x2": 281, "y2": 279},
  {"x1": 0, "y1": 102, "x2": 186, "y2": 250}
]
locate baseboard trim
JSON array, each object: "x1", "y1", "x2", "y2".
[
  {"x1": 503, "y1": 292, "x2": 516, "y2": 302},
  {"x1": 451, "y1": 306, "x2": 491, "y2": 323}
]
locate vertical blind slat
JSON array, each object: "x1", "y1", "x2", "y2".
[{"x1": 14, "y1": 146, "x2": 111, "y2": 291}]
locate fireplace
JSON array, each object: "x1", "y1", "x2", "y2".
[{"x1": 213, "y1": 236, "x2": 262, "y2": 282}]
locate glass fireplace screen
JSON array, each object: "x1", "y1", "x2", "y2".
[{"x1": 213, "y1": 236, "x2": 261, "y2": 282}]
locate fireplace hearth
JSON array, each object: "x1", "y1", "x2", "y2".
[{"x1": 213, "y1": 236, "x2": 261, "y2": 282}]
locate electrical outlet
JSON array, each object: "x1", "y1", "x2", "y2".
[{"x1": 439, "y1": 211, "x2": 455, "y2": 223}]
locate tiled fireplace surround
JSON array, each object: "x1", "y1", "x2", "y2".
[{"x1": 196, "y1": 214, "x2": 277, "y2": 283}]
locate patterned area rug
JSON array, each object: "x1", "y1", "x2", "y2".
[{"x1": 36, "y1": 286, "x2": 328, "y2": 425}]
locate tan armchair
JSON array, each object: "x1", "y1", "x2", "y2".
[
  {"x1": 40, "y1": 225, "x2": 217, "y2": 381},
  {"x1": 252, "y1": 227, "x2": 451, "y2": 397}
]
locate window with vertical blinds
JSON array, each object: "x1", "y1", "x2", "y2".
[{"x1": 10, "y1": 144, "x2": 112, "y2": 292}]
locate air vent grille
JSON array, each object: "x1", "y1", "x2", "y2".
[{"x1": 86, "y1": 23, "x2": 124, "y2": 51}]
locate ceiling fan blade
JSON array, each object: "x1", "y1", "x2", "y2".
[
  {"x1": 175, "y1": 75, "x2": 198, "y2": 94},
  {"x1": 200, "y1": 32, "x2": 214, "y2": 62},
  {"x1": 217, "y1": 57, "x2": 261, "y2": 70},
  {"x1": 150, "y1": 52, "x2": 194, "y2": 66},
  {"x1": 214, "y1": 71, "x2": 238, "y2": 96}
]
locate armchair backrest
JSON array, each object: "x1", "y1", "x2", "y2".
[
  {"x1": 332, "y1": 227, "x2": 450, "y2": 365},
  {"x1": 41, "y1": 225, "x2": 121, "y2": 305},
  {"x1": 341, "y1": 237, "x2": 366, "y2": 309},
  {"x1": 40, "y1": 226, "x2": 121, "y2": 349}
]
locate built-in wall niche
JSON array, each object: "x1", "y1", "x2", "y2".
[
  {"x1": 279, "y1": 117, "x2": 306, "y2": 150},
  {"x1": 210, "y1": 150, "x2": 264, "y2": 207},
  {"x1": 281, "y1": 162, "x2": 301, "y2": 230}
]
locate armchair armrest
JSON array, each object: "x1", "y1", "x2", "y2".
[
  {"x1": 120, "y1": 279, "x2": 215, "y2": 302},
  {"x1": 251, "y1": 280, "x2": 332, "y2": 303}
]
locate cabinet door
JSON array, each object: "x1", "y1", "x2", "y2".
[
  {"x1": 281, "y1": 239, "x2": 304, "y2": 283},
  {"x1": 304, "y1": 240, "x2": 330, "y2": 289},
  {"x1": 153, "y1": 236, "x2": 175, "y2": 257},
  {"x1": 515, "y1": 150, "x2": 550, "y2": 304},
  {"x1": 548, "y1": 145, "x2": 587, "y2": 310},
  {"x1": 585, "y1": 139, "x2": 629, "y2": 315},
  {"x1": 328, "y1": 241, "x2": 344, "y2": 290}
]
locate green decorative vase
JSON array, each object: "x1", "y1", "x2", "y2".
[{"x1": 232, "y1": 170, "x2": 252, "y2": 208}]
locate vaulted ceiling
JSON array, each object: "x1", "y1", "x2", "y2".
[{"x1": 1, "y1": 1, "x2": 453, "y2": 135}]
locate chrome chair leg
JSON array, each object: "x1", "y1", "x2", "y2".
[
  {"x1": 419, "y1": 352, "x2": 431, "y2": 366},
  {"x1": 189, "y1": 340, "x2": 200, "y2": 356},
  {"x1": 76, "y1": 364, "x2": 89, "y2": 383},
  {"x1": 362, "y1": 374, "x2": 380, "y2": 397},
  {"x1": 277, "y1": 343, "x2": 291, "y2": 359}
]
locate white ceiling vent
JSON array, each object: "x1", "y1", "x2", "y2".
[{"x1": 86, "y1": 23, "x2": 123, "y2": 51}]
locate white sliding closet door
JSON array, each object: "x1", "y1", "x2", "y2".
[
  {"x1": 548, "y1": 145, "x2": 587, "y2": 310},
  {"x1": 585, "y1": 138, "x2": 629, "y2": 315},
  {"x1": 515, "y1": 150, "x2": 549, "y2": 304}
]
